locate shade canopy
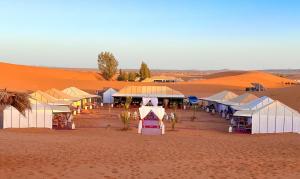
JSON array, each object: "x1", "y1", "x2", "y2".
[
  {"x1": 113, "y1": 86, "x2": 184, "y2": 98},
  {"x1": 139, "y1": 106, "x2": 165, "y2": 120}
]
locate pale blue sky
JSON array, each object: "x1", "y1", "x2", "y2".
[{"x1": 0, "y1": 0, "x2": 299, "y2": 70}]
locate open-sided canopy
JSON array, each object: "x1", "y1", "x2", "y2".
[
  {"x1": 113, "y1": 86, "x2": 184, "y2": 98},
  {"x1": 139, "y1": 106, "x2": 165, "y2": 120}
]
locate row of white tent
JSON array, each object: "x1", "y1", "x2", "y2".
[
  {"x1": 201, "y1": 91, "x2": 300, "y2": 134},
  {"x1": 0, "y1": 87, "x2": 99, "y2": 129}
]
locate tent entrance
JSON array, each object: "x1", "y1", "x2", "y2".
[
  {"x1": 52, "y1": 113, "x2": 72, "y2": 129},
  {"x1": 232, "y1": 116, "x2": 252, "y2": 133}
]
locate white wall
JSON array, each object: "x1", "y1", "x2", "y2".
[
  {"x1": 251, "y1": 102, "x2": 300, "y2": 134},
  {"x1": 2, "y1": 105, "x2": 53, "y2": 129}
]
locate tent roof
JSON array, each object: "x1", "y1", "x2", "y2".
[
  {"x1": 62, "y1": 87, "x2": 99, "y2": 99},
  {"x1": 222, "y1": 93, "x2": 258, "y2": 106},
  {"x1": 202, "y1": 90, "x2": 238, "y2": 102},
  {"x1": 30, "y1": 90, "x2": 71, "y2": 106},
  {"x1": 112, "y1": 86, "x2": 185, "y2": 98},
  {"x1": 142, "y1": 76, "x2": 183, "y2": 82},
  {"x1": 232, "y1": 96, "x2": 273, "y2": 111},
  {"x1": 45, "y1": 88, "x2": 80, "y2": 101},
  {"x1": 234, "y1": 100, "x2": 300, "y2": 117},
  {"x1": 139, "y1": 106, "x2": 165, "y2": 120}
]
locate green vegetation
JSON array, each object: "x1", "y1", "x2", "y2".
[
  {"x1": 120, "y1": 97, "x2": 132, "y2": 130},
  {"x1": 139, "y1": 62, "x2": 151, "y2": 81},
  {"x1": 98, "y1": 51, "x2": 119, "y2": 80}
]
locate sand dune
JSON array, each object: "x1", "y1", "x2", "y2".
[
  {"x1": 188, "y1": 71, "x2": 294, "y2": 88},
  {"x1": 0, "y1": 62, "x2": 129, "y2": 91}
]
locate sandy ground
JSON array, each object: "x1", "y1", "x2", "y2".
[
  {"x1": 0, "y1": 108, "x2": 300, "y2": 179},
  {"x1": 0, "y1": 62, "x2": 300, "y2": 178}
]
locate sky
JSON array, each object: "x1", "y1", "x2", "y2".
[{"x1": 0, "y1": 0, "x2": 299, "y2": 70}]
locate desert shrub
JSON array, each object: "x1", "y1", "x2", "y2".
[{"x1": 120, "y1": 111, "x2": 130, "y2": 130}]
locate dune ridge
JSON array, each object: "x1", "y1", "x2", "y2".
[
  {"x1": 188, "y1": 71, "x2": 294, "y2": 88},
  {"x1": 0, "y1": 62, "x2": 295, "y2": 92}
]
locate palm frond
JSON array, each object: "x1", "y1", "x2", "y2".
[{"x1": 0, "y1": 89, "x2": 31, "y2": 115}]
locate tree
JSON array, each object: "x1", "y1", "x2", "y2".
[
  {"x1": 98, "y1": 52, "x2": 118, "y2": 80},
  {"x1": 128, "y1": 72, "x2": 137, "y2": 81},
  {"x1": 123, "y1": 72, "x2": 129, "y2": 81},
  {"x1": 139, "y1": 62, "x2": 151, "y2": 81},
  {"x1": 117, "y1": 69, "x2": 124, "y2": 81}
]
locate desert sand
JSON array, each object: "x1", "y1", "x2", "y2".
[
  {"x1": 0, "y1": 108, "x2": 300, "y2": 179},
  {"x1": 0, "y1": 62, "x2": 300, "y2": 178}
]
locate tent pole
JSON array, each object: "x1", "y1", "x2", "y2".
[
  {"x1": 292, "y1": 112, "x2": 294, "y2": 132},
  {"x1": 275, "y1": 102, "x2": 277, "y2": 133},
  {"x1": 258, "y1": 110, "x2": 261, "y2": 133},
  {"x1": 267, "y1": 106, "x2": 269, "y2": 133},
  {"x1": 283, "y1": 106, "x2": 286, "y2": 133},
  {"x1": 10, "y1": 107, "x2": 12, "y2": 128},
  {"x1": 36, "y1": 100, "x2": 38, "y2": 128},
  {"x1": 44, "y1": 106, "x2": 46, "y2": 128}
]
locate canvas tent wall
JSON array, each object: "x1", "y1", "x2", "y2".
[
  {"x1": 233, "y1": 100, "x2": 300, "y2": 134},
  {"x1": 0, "y1": 99, "x2": 53, "y2": 129}
]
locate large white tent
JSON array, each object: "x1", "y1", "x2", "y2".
[
  {"x1": 0, "y1": 99, "x2": 53, "y2": 129},
  {"x1": 233, "y1": 100, "x2": 300, "y2": 134}
]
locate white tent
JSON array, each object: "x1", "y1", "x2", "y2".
[
  {"x1": 102, "y1": 88, "x2": 117, "y2": 104},
  {"x1": 202, "y1": 90, "x2": 238, "y2": 103},
  {"x1": 201, "y1": 91, "x2": 238, "y2": 112},
  {"x1": 233, "y1": 100, "x2": 300, "y2": 134},
  {"x1": 62, "y1": 87, "x2": 98, "y2": 99},
  {"x1": 0, "y1": 99, "x2": 53, "y2": 129}
]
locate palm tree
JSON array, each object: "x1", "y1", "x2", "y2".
[{"x1": 0, "y1": 89, "x2": 31, "y2": 115}]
